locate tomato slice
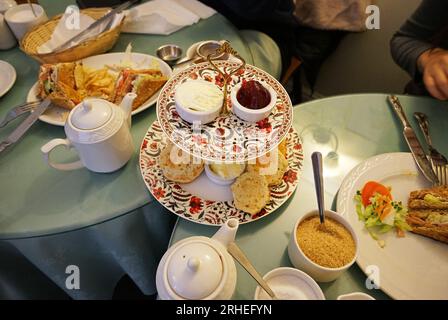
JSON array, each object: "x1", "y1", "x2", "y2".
[{"x1": 361, "y1": 181, "x2": 392, "y2": 207}]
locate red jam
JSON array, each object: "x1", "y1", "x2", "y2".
[{"x1": 236, "y1": 80, "x2": 271, "y2": 110}]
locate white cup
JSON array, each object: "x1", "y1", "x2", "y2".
[
  {"x1": 254, "y1": 267, "x2": 325, "y2": 300},
  {"x1": 5, "y1": 3, "x2": 47, "y2": 41},
  {"x1": 0, "y1": 0, "x2": 16, "y2": 15},
  {"x1": 0, "y1": 13, "x2": 16, "y2": 49},
  {"x1": 288, "y1": 209, "x2": 358, "y2": 283}
]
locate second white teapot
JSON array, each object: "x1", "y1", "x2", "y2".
[{"x1": 41, "y1": 93, "x2": 136, "y2": 173}]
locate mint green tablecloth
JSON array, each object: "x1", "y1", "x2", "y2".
[
  {"x1": 170, "y1": 94, "x2": 448, "y2": 300},
  {"x1": 0, "y1": 0, "x2": 281, "y2": 299}
]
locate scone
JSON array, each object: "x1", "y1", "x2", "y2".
[
  {"x1": 278, "y1": 137, "x2": 288, "y2": 158},
  {"x1": 247, "y1": 150, "x2": 288, "y2": 186},
  {"x1": 159, "y1": 143, "x2": 204, "y2": 183},
  {"x1": 231, "y1": 172, "x2": 270, "y2": 215}
]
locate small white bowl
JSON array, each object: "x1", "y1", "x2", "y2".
[
  {"x1": 254, "y1": 267, "x2": 325, "y2": 300},
  {"x1": 174, "y1": 80, "x2": 223, "y2": 124},
  {"x1": 205, "y1": 164, "x2": 235, "y2": 186},
  {"x1": 231, "y1": 81, "x2": 277, "y2": 123},
  {"x1": 204, "y1": 162, "x2": 246, "y2": 186},
  {"x1": 337, "y1": 292, "x2": 375, "y2": 300},
  {"x1": 288, "y1": 209, "x2": 358, "y2": 283}
]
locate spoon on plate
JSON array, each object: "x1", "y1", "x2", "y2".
[{"x1": 312, "y1": 151, "x2": 326, "y2": 224}]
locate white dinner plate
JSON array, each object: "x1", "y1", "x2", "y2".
[
  {"x1": 0, "y1": 60, "x2": 16, "y2": 98},
  {"x1": 27, "y1": 52, "x2": 172, "y2": 126},
  {"x1": 337, "y1": 152, "x2": 448, "y2": 300}
]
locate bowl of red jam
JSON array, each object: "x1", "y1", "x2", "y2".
[{"x1": 231, "y1": 80, "x2": 277, "y2": 122}]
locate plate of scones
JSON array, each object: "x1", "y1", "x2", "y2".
[{"x1": 139, "y1": 121, "x2": 303, "y2": 225}]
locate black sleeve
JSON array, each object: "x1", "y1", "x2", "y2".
[{"x1": 390, "y1": 0, "x2": 448, "y2": 80}]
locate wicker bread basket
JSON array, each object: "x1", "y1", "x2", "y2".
[{"x1": 20, "y1": 8, "x2": 124, "y2": 64}]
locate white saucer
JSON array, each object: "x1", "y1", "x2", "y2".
[{"x1": 0, "y1": 60, "x2": 16, "y2": 98}]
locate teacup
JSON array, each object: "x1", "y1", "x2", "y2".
[
  {"x1": 0, "y1": 0, "x2": 16, "y2": 15},
  {"x1": 5, "y1": 3, "x2": 47, "y2": 40},
  {"x1": 0, "y1": 13, "x2": 16, "y2": 49}
]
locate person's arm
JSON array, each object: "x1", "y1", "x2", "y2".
[
  {"x1": 390, "y1": 0, "x2": 448, "y2": 99},
  {"x1": 417, "y1": 46, "x2": 448, "y2": 100}
]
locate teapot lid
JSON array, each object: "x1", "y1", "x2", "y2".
[
  {"x1": 71, "y1": 100, "x2": 112, "y2": 130},
  {"x1": 167, "y1": 240, "x2": 223, "y2": 300}
]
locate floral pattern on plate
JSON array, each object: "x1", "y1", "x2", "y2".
[
  {"x1": 156, "y1": 61, "x2": 293, "y2": 163},
  {"x1": 140, "y1": 121, "x2": 303, "y2": 225}
]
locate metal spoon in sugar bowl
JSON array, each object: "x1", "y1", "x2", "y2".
[{"x1": 312, "y1": 152, "x2": 325, "y2": 224}]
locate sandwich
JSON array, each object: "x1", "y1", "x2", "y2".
[
  {"x1": 37, "y1": 62, "x2": 82, "y2": 110},
  {"x1": 407, "y1": 186, "x2": 448, "y2": 244},
  {"x1": 111, "y1": 69, "x2": 168, "y2": 110}
]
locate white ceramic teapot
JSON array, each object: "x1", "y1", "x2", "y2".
[
  {"x1": 156, "y1": 219, "x2": 239, "y2": 300},
  {"x1": 41, "y1": 93, "x2": 136, "y2": 173}
]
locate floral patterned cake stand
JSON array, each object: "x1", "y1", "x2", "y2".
[{"x1": 139, "y1": 121, "x2": 303, "y2": 225}]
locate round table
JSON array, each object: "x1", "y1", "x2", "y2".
[
  {"x1": 0, "y1": 1, "x2": 255, "y2": 239},
  {"x1": 169, "y1": 93, "x2": 448, "y2": 300},
  {"x1": 0, "y1": 0, "x2": 281, "y2": 299}
]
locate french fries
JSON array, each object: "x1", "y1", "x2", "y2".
[{"x1": 75, "y1": 65, "x2": 117, "y2": 99}]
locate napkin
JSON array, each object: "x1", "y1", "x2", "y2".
[
  {"x1": 122, "y1": 0, "x2": 216, "y2": 35},
  {"x1": 37, "y1": 8, "x2": 125, "y2": 54}
]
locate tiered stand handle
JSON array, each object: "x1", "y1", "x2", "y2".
[{"x1": 207, "y1": 41, "x2": 246, "y2": 115}]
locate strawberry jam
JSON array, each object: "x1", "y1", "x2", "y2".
[{"x1": 236, "y1": 80, "x2": 271, "y2": 109}]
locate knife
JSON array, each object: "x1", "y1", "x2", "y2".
[
  {"x1": 52, "y1": 0, "x2": 138, "y2": 53},
  {"x1": 0, "y1": 99, "x2": 52, "y2": 154},
  {"x1": 388, "y1": 95, "x2": 439, "y2": 184}
]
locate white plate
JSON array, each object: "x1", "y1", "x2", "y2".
[
  {"x1": 337, "y1": 152, "x2": 448, "y2": 300},
  {"x1": 27, "y1": 52, "x2": 172, "y2": 126},
  {"x1": 140, "y1": 121, "x2": 303, "y2": 225},
  {"x1": 157, "y1": 60, "x2": 292, "y2": 163},
  {"x1": 0, "y1": 60, "x2": 16, "y2": 98}
]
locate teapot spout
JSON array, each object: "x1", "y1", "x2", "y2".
[
  {"x1": 120, "y1": 93, "x2": 137, "y2": 126},
  {"x1": 212, "y1": 218, "x2": 239, "y2": 248}
]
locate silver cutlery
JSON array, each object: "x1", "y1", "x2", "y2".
[
  {"x1": 0, "y1": 100, "x2": 41, "y2": 128},
  {"x1": 27, "y1": 0, "x2": 37, "y2": 17},
  {"x1": 227, "y1": 242, "x2": 278, "y2": 300},
  {"x1": 388, "y1": 95, "x2": 439, "y2": 185},
  {"x1": 0, "y1": 99, "x2": 51, "y2": 154},
  {"x1": 312, "y1": 151, "x2": 326, "y2": 224},
  {"x1": 414, "y1": 112, "x2": 448, "y2": 186}
]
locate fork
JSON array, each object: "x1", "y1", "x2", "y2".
[
  {"x1": 0, "y1": 101, "x2": 41, "y2": 128},
  {"x1": 414, "y1": 112, "x2": 448, "y2": 186}
]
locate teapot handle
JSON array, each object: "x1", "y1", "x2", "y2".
[{"x1": 41, "y1": 138, "x2": 84, "y2": 171}]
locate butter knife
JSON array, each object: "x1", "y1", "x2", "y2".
[
  {"x1": 388, "y1": 95, "x2": 439, "y2": 184},
  {"x1": 0, "y1": 99, "x2": 51, "y2": 154}
]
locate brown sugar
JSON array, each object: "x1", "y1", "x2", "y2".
[{"x1": 296, "y1": 216, "x2": 356, "y2": 268}]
